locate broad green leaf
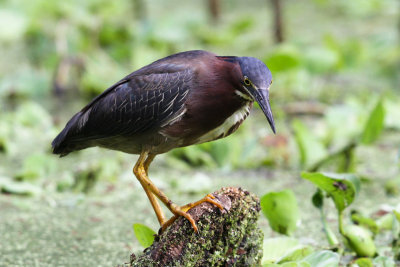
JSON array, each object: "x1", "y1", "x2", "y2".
[
  {"x1": 301, "y1": 172, "x2": 359, "y2": 212},
  {"x1": 229, "y1": 17, "x2": 255, "y2": 35},
  {"x1": 343, "y1": 224, "x2": 376, "y2": 257},
  {"x1": 278, "y1": 246, "x2": 314, "y2": 263},
  {"x1": 265, "y1": 46, "x2": 301, "y2": 73},
  {"x1": 361, "y1": 98, "x2": 385, "y2": 145},
  {"x1": 261, "y1": 190, "x2": 300, "y2": 235},
  {"x1": 133, "y1": 223, "x2": 156, "y2": 248},
  {"x1": 300, "y1": 250, "x2": 340, "y2": 267},
  {"x1": 292, "y1": 120, "x2": 327, "y2": 169},
  {"x1": 354, "y1": 258, "x2": 373, "y2": 267},
  {"x1": 262, "y1": 237, "x2": 299, "y2": 264},
  {"x1": 372, "y1": 256, "x2": 396, "y2": 267}
]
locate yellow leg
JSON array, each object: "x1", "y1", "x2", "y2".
[
  {"x1": 134, "y1": 153, "x2": 167, "y2": 226},
  {"x1": 143, "y1": 154, "x2": 155, "y2": 174},
  {"x1": 133, "y1": 151, "x2": 198, "y2": 231}
]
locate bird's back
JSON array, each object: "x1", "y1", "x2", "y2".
[{"x1": 52, "y1": 51, "x2": 216, "y2": 156}]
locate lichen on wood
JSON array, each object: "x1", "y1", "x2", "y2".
[{"x1": 127, "y1": 187, "x2": 263, "y2": 266}]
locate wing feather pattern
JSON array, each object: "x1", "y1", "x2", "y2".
[{"x1": 52, "y1": 65, "x2": 193, "y2": 155}]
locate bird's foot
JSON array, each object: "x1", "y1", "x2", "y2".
[
  {"x1": 181, "y1": 193, "x2": 224, "y2": 212},
  {"x1": 161, "y1": 194, "x2": 224, "y2": 232}
]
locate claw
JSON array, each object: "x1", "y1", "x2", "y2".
[
  {"x1": 161, "y1": 194, "x2": 224, "y2": 233},
  {"x1": 181, "y1": 193, "x2": 224, "y2": 212},
  {"x1": 162, "y1": 208, "x2": 198, "y2": 232},
  {"x1": 204, "y1": 194, "x2": 224, "y2": 211}
]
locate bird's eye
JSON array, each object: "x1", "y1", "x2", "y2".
[{"x1": 243, "y1": 77, "x2": 251, "y2": 86}]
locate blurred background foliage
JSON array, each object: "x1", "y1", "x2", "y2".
[{"x1": 0, "y1": 0, "x2": 399, "y2": 265}]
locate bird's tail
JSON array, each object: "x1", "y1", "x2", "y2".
[{"x1": 52, "y1": 113, "x2": 84, "y2": 157}]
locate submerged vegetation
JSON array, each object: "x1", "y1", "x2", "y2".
[{"x1": 0, "y1": 0, "x2": 399, "y2": 266}]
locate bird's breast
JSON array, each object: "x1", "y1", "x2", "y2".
[{"x1": 194, "y1": 102, "x2": 252, "y2": 144}]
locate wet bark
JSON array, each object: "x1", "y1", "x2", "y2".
[{"x1": 127, "y1": 187, "x2": 263, "y2": 266}]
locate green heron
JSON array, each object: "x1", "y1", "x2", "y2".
[{"x1": 52, "y1": 50, "x2": 275, "y2": 232}]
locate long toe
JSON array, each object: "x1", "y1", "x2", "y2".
[
  {"x1": 181, "y1": 193, "x2": 224, "y2": 212},
  {"x1": 161, "y1": 208, "x2": 198, "y2": 233},
  {"x1": 161, "y1": 194, "x2": 224, "y2": 233}
]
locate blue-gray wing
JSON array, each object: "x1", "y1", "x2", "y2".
[{"x1": 52, "y1": 66, "x2": 192, "y2": 154}]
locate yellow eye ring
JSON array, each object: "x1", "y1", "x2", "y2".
[{"x1": 244, "y1": 77, "x2": 251, "y2": 86}]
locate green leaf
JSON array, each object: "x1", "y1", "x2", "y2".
[
  {"x1": 343, "y1": 224, "x2": 376, "y2": 257},
  {"x1": 300, "y1": 250, "x2": 340, "y2": 267},
  {"x1": 361, "y1": 98, "x2": 385, "y2": 145},
  {"x1": 262, "y1": 237, "x2": 299, "y2": 264},
  {"x1": 261, "y1": 190, "x2": 299, "y2": 235},
  {"x1": 265, "y1": 46, "x2": 301, "y2": 73},
  {"x1": 354, "y1": 258, "x2": 373, "y2": 267},
  {"x1": 292, "y1": 120, "x2": 327, "y2": 169},
  {"x1": 311, "y1": 190, "x2": 324, "y2": 209},
  {"x1": 278, "y1": 246, "x2": 314, "y2": 263},
  {"x1": 301, "y1": 172, "x2": 358, "y2": 212},
  {"x1": 133, "y1": 223, "x2": 156, "y2": 248},
  {"x1": 351, "y1": 212, "x2": 379, "y2": 234}
]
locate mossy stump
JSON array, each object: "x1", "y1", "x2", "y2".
[{"x1": 128, "y1": 187, "x2": 263, "y2": 266}]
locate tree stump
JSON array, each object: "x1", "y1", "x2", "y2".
[{"x1": 128, "y1": 187, "x2": 263, "y2": 266}]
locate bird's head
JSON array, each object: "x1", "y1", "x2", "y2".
[{"x1": 236, "y1": 57, "x2": 275, "y2": 134}]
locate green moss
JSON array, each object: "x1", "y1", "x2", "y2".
[{"x1": 129, "y1": 187, "x2": 263, "y2": 266}]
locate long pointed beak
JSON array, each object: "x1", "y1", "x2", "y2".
[{"x1": 250, "y1": 88, "x2": 276, "y2": 134}]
